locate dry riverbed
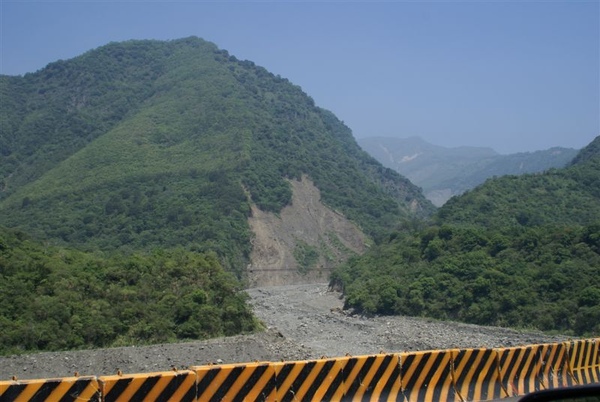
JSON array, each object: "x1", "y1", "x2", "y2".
[{"x1": 0, "y1": 283, "x2": 569, "y2": 380}]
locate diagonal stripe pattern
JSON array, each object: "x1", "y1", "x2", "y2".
[
  {"x1": 569, "y1": 338, "x2": 600, "y2": 385},
  {"x1": 99, "y1": 370, "x2": 196, "y2": 402},
  {"x1": 537, "y1": 342, "x2": 574, "y2": 389},
  {"x1": 341, "y1": 354, "x2": 402, "y2": 401},
  {"x1": 193, "y1": 362, "x2": 276, "y2": 402},
  {"x1": 453, "y1": 348, "x2": 505, "y2": 401},
  {"x1": 273, "y1": 358, "x2": 348, "y2": 402},
  {"x1": 399, "y1": 349, "x2": 458, "y2": 402},
  {"x1": 497, "y1": 345, "x2": 543, "y2": 397},
  {"x1": 0, "y1": 376, "x2": 100, "y2": 402}
]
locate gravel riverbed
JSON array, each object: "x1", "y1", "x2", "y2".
[{"x1": 0, "y1": 283, "x2": 570, "y2": 381}]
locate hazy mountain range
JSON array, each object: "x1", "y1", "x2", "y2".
[{"x1": 358, "y1": 136, "x2": 578, "y2": 206}]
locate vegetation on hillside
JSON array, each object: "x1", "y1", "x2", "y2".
[
  {"x1": 0, "y1": 37, "x2": 436, "y2": 354},
  {"x1": 0, "y1": 40, "x2": 170, "y2": 198},
  {"x1": 0, "y1": 227, "x2": 257, "y2": 355},
  {"x1": 0, "y1": 37, "x2": 433, "y2": 275},
  {"x1": 437, "y1": 147, "x2": 600, "y2": 228},
  {"x1": 332, "y1": 223, "x2": 600, "y2": 335},
  {"x1": 332, "y1": 136, "x2": 600, "y2": 336},
  {"x1": 2, "y1": 35, "x2": 596, "y2": 353}
]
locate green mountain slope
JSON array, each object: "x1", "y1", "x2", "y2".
[
  {"x1": 0, "y1": 37, "x2": 434, "y2": 276},
  {"x1": 358, "y1": 136, "x2": 578, "y2": 206},
  {"x1": 332, "y1": 136, "x2": 600, "y2": 335},
  {"x1": 0, "y1": 40, "x2": 169, "y2": 197}
]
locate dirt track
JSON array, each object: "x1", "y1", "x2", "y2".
[{"x1": 0, "y1": 283, "x2": 569, "y2": 381}]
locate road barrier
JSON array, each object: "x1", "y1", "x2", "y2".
[
  {"x1": 569, "y1": 338, "x2": 600, "y2": 385},
  {"x1": 0, "y1": 376, "x2": 99, "y2": 401},
  {"x1": 399, "y1": 349, "x2": 457, "y2": 401},
  {"x1": 452, "y1": 347, "x2": 505, "y2": 401},
  {"x1": 193, "y1": 361, "x2": 276, "y2": 401},
  {"x1": 342, "y1": 354, "x2": 402, "y2": 400},
  {"x1": 99, "y1": 370, "x2": 196, "y2": 402},
  {"x1": 1, "y1": 338, "x2": 598, "y2": 401},
  {"x1": 537, "y1": 342, "x2": 573, "y2": 389},
  {"x1": 497, "y1": 344, "x2": 543, "y2": 397},
  {"x1": 271, "y1": 357, "x2": 347, "y2": 401}
]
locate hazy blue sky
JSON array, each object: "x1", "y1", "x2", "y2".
[{"x1": 1, "y1": 1, "x2": 598, "y2": 154}]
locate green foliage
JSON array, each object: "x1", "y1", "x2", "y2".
[
  {"x1": 293, "y1": 240, "x2": 320, "y2": 274},
  {"x1": 0, "y1": 36, "x2": 433, "y2": 277},
  {"x1": 225, "y1": 56, "x2": 434, "y2": 231},
  {"x1": 332, "y1": 223, "x2": 600, "y2": 335},
  {"x1": 332, "y1": 137, "x2": 600, "y2": 336},
  {"x1": 570, "y1": 136, "x2": 600, "y2": 167},
  {"x1": 0, "y1": 40, "x2": 179, "y2": 199},
  {"x1": 0, "y1": 227, "x2": 258, "y2": 355}
]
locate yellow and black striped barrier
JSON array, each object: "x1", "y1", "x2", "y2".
[
  {"x1": 272, "y1": 357, "x2": 347, "y2": 401},
  {"x1": 342, "y1": 354, "x2": 402, "y2": 400},
  {"x1": 1, "y1": 338, "x2": 598, "y2": 401},
  {"x1": 569, "y1": 338, "x2": 600, "y2": 385},
  {"x1": 537, "y1": 342, "x2": 573, "y2": 390},
  {"x1": 399, "y1": 349, "x2": 457, "y2": 401},
  {"x1": 99, "y1": 370, "x2": 196, "y2": 401},
  {"x1": 192, "y1": 361, "x2": 276, "y2": 401},
  {"x1": 497, "y1": 344, "x2": 543, "y2": 397},
  {"x1": 453, "y1": 347, "x2": 505, "y2": 401},
  {"x1": 0, "y1": 376, "x2": 99, "y2": 401}
]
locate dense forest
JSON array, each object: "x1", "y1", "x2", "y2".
[
  {"x1": 0, "y1": 227, "x2": 257, "y2": 355},
  {"x1": 0, "y1": 37, "x2": 432, "y2": 276},
  {"x1": 332, "y1": 136, "x2": 600, "y2": 336}
]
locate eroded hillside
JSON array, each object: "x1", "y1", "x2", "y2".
[{"x1": 248, "y1": 176, "x2": 367, "y2": 286}]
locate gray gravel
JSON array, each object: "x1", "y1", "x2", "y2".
[
  {"x1": 0, "y1": 283, "x2": 570, "y2": 381},
  {"x1": 246, "y1": 283, "x2": 570, "y2": 356}
]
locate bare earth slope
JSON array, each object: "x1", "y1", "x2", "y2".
[
  {"x1": 248, "y1": 176, "x2": 367, "y2": 287},
  {"x1": 0, "y1": 284, "x2": 568, "y2": 381}
]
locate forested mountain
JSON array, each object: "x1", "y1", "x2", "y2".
[
  {"x1": 0, "y1": 37, "x2": 437, "y2": 354},
  {"x1": 332, "y1": 136, "x2": 600, "y2": 336},
  {"x1": 0, "y1": 37, "x2": 433, "y2": 278},
  {"x1": 358, "y1": 136, "x2": 578, "y2": 206}
]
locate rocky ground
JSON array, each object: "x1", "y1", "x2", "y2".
[{"x1": 0, "y1": 283, "x2": 571, "y2": 381}]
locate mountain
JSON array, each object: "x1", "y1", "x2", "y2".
[
  {"x1": 0, "y1": 37, "x2": 434, "y2": 282},
  {"x1": 437, "y1": 135, "x2": 600, "y2": 228},
  {"x1": 357, "y1": 136, "x2": 578, "y2": 206},
  {"x1": 332, "y1": 136, "x2": 600, "y2": 336}
]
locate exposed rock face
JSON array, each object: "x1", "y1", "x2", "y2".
[{"x1": 247, "y1": 176, "x2": 367, "y2": 286}]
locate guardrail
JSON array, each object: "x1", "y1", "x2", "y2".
[{"x1": 1, "y1": 338, "x2": 598, "y2": 401}]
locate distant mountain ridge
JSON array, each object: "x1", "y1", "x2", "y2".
[
  {"x1": 436, "y1": 135, "x2": 600, "y2": 228},
  {"x1": 0, "y1": 37, "x2": 433, "y2": 280},
  {"x1": 358, "y1": 136, "x2": 578, "y2": 206}
]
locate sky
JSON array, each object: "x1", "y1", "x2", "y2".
[{"x1": 1, "y1": 1, "x2": 598, "y2": 154}]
